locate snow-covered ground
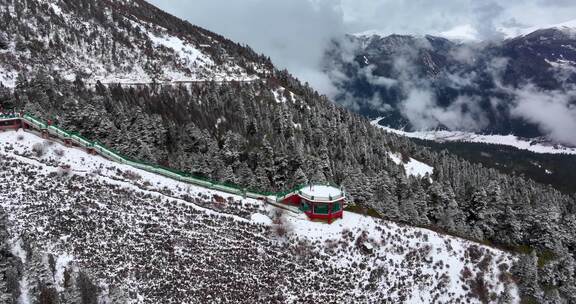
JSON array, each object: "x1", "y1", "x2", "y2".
[
  {"x1": 272, "y1": 210, "x2": 519, "y2": 303},
  {"x1": 0, "y1": 129, "x2": 519, "y2": 303},
  {"x1": 388, "y1": 152, "x2": 434, "y2": 178},
  {"x1": 0, "y1": 67, "x2": 17, "y2": 88},
  {"x1": 372, "y1": 119, "x2": 576, "y2": 155}
]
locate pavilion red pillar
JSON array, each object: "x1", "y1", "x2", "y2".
[{"x1": 311, "y1": 202, "x2": 315, "y2": 220}]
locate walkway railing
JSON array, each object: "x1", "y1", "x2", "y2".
[
  {"x1": 3, "y1": 113, "x2": 274, "y2": 200},
  {"x1": 2, "y1": 112, "x2": 347, "y2": 206}
]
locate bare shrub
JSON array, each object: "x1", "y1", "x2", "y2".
[
  {"x1": 400, "y1": 150, "x2": 411, "y2": 163},
  {"x1": 292, "y1": 240, "x2": 312, "y2": 258},
  {"x1": 466, "y1": 245, "x2": 484, "y2": 263},
  {"x1": 212, "y1": 194, "x2": 225, "y2": 204},
  {"x1": 478, "y1": 253, "x2": 493, "y2": 273},
  {"x1": 469, "y1": 274, "x2": 490, "y2": 304},
  {"x1": 122, "y1": 170, "x2": 141, "y2": 181},
  {"x1": 54, "y1": 148, "x2": 65, "y2": 157},
  {"x1": 57, "y1": 165, "x2": 72, "y2": 177},
  {"x1": 32, "y1": 142, "x2": 46, "y2": 157},
  {"x1": 270, "y1": 210, "x2": 292, "y2": 239},
  {"x1": 77, "y1": 272, "x2": 98, "y2": 304},
  {"x1": 39, "y1": 285, "x2": 59, "y2": 304},
  {"x1": 17, "y1": 134, "x2": 24, "y2": 141},
  {"x1": 274, "y1": 223, "x2": 289, "y2": 238},
  {"x1": 355, "y1": 230, "x2": 369, "y2": 250},
  {"x1": 461, "y1": 266, "x2": 473, "y2": 280},
  {"x1": 270, "y1": 209, "x2": 284, "y2": 224}
]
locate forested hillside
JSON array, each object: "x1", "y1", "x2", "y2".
[
  {"x1": 0, "y1": 129, "x2": 521, "y2": 303},
  {"x1": 0, "y1": 0, "x2": 272, "y2": 86},
  {"x1": 2, "y1": 70, "x2": 575, "y2": 303},
  {"x1": 0, "y1": 0, "x2": 575, "y2": 302},
  {"x1": 414, "y1": 139, "x2": 576, "y2": 194}
]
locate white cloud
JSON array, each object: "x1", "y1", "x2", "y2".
[
  {"x1": 149, "y1": 0, "x2": 576, "y2": 94},
  {"x1": 399, "y1": 90, "x2": 489, "y2": 131},
  {"x1": 510, "y1": 85, "x2": 576, "y2": 146},
  {"x1": 148, "y1": 0, "x2": 345, "y2": 94}
]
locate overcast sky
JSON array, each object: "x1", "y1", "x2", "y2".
[{"x1": 149, "y1": 0, "x2": 576, "y2": 92}]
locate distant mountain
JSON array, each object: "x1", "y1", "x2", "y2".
[
  {"x1": 499, "y1": 19, "x2": 576, "y2": 40},
  {"x1": 323, "y1": 25, "x2": 576, "y2": 146},
  {"x1": 435, "y1": 19, "x2": 576, "y2": 41}
]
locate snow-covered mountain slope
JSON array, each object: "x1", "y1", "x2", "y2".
[
  {"x1": 0, "y1": 0, "x2": 268, "y2": 87},
  {"x1": 0, "y1": 129, "x2": 519, "y2": 303},
  {"x1": 500, "y1": 19, "x2": 576, "y2": 40},
  {"x1": 372, "y1": 119, "x2": 576, "y2": 155},
  {"x1": 327, "y1": 27, "x2": 576, "y2": 147},
  {"x1": 360, "y1": 19, "x2": 576, "y2": 42}
]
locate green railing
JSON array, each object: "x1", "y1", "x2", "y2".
[
  {"x1": 0, "y1": 114, "x2": 20, "y2": 120},
  {"x1": 13, "y1": 112, "x2": 337, "y2": 202},
  {"x1": 15, "y1": 113, "x2": 256, "y2": 197}
]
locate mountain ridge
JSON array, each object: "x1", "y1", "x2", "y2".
[
  {"x1": 323, "y1": 27, "x2": 576, "y2": 146},
  {"x1": 0, "y1": 0, "x2": 273, "y2": 87}
]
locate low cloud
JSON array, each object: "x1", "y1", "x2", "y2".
[
  {"x1": 471, "y1": 1, "x2": 505, "y2": 40},
  {"x1": 327, "y1": 36, "x2": 576, "y2": 146},
  {"x1": 510, "y1": 85, "x2": 576, "y2": 145},
  {"x1": 149, "y1": 0, "x2": 345, "y2": 95},
  {"x1": 150, "y1": 0, "x2": 576, "y2": 96},
  {"x1": 361, "y1": 65, "x2": 398, "y2": 88},
  {"x1": 400, "y1": 90, "x2": 490, "y2": 131}
]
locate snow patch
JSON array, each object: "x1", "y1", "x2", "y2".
[
  {"x1": 10, "y1": 238, "x2": 31, "y2": 304},
  {"x1": 388, "y1": 152, "x2": 434, "y2": 178},
  {"x1": 54, "y1": 254, "x2": 74, "y2": 292},
  {"x1": 501, "y1": 18, "x2": 576, "y2": 39},
  {"x1": 10, "y1": 238, "x2": 27, "y2": 263},
  {"x1": 438, "y1": 24, "x2": 480, "y2": 42},
  {"x1": 0, "y1": 68, "x2": 17, "y2": 88},
  {"x1": 250, "y1": 213, "x2": 272, "y2": 225},
  {"x1": 148, "y1": 33, "x2": 208, "y2": 70}
]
